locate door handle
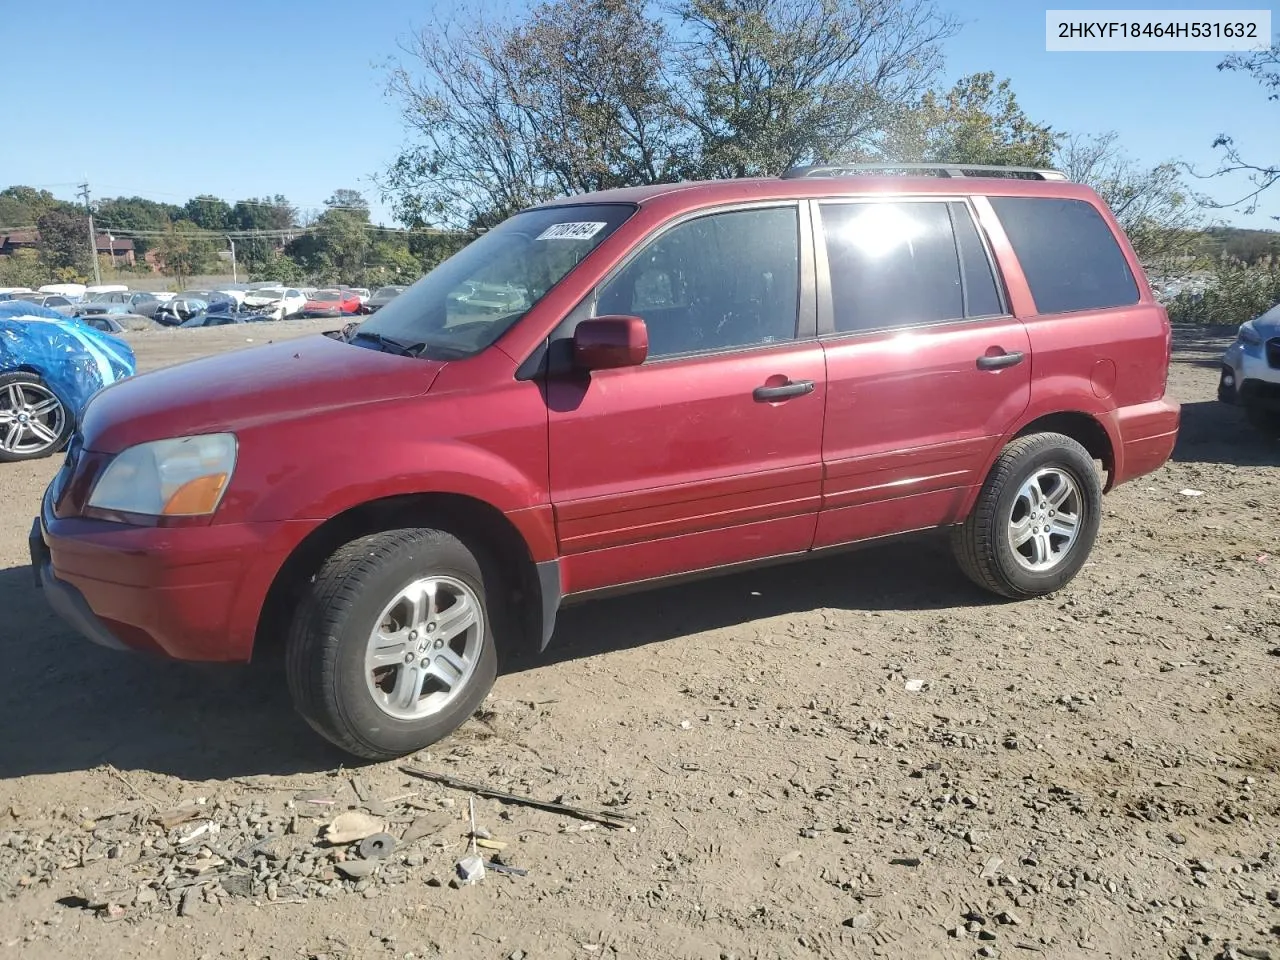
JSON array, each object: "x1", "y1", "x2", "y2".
[
  {"x1": 753, "y1": 379, "x2": 815, "y2": 402},
  {"x1": 976, "y1": 350, "x2": 1025, "y2": 371}
]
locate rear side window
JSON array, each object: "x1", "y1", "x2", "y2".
[
  {"x1": 819, "y1": 200, "x2": 1002, "y2": 334},
  {"x1": 989, "y1": 197, "x2": 1138, "y2": 314}
]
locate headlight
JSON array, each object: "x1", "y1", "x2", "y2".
[
  {"x1": 87, "y1": 434, "x2": 237, "y2": 517},
  {"x1": 1239, "y1": 323, "x2": 1263, "y2": 347}
]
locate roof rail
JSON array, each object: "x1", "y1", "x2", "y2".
[{"x1": 781, "y1": 163, "x2": 1069, "y2": 181}]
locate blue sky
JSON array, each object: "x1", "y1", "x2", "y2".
[{"x1": 2, "y1": 0, "x2": 1276, "y2": 229}]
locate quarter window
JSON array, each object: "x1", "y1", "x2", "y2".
[
  {"x1": 594, "y1": 206, "x2": 800, "y2": 359},
  {"x1": 989, "y1": 196, "x2": 1139, "y2": 314}
]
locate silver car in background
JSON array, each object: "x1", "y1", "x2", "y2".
[{"x1": 1220, "y1": 303, "x2": 1280, "y2": 438}]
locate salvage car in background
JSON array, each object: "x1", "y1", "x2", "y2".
[
  {"x1": 299, "y1": 288, "x2": 362, "y2": 318},
  {"x1": 153, "y1": 296, "x2": 210, "y2": 326},
  {"x1": 178, "y1": 301, "x2": 263, "y2": 328},
  {"x1": 1219, "y1": 302, "x2": 1280, "y2": 438},
  {"x1": 243, "y1": 286, "x2": 306, "y2": 320},
  {"x1": 76, "y1": 290, "x2": 162, "y2": 317},
  {"x1": 80, "y1": 316, "x2": 126, "y2": 335},
  {"x1": 0, "y1": 301, "x2": 135, "y2": 462},
  {"x1": 364, "y1": 285, "x2": 406, "y2": 313}
]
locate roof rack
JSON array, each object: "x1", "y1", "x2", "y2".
[{"x1": 781, "y1": 163, "x2": 1069, "y2": 181}]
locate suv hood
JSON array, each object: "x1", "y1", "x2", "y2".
[
  {"x1": 1249, "y1": 303, "x2": 1280, "y2": 338},
  {"x1": 79, "y1": 334, "x2": 445, "y2": 453}
]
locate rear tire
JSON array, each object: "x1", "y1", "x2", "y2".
[
  {"x1": 286, "y1": 528, "x2": 499, "y2": 760},
  {"x1": 951, "y1": 432, "x2": 1102, "y2": 600},
  {"x1": 1245, "y1": 404, "x2": 1280, "y2": 439},
  {"x1": 0, "y1": 372, "x2": 72, "y2": 463}
]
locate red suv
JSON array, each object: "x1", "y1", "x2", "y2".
[{"x1": 31, "y1": 164, "x2": 1181, "y2": 759}]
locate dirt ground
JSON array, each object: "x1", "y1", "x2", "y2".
[{"x1": 1, "y1": 322, "x2": 1277, "y2": 960}]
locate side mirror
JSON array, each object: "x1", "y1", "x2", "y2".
[{"x1": 572, "y1": 315, "x2": 648, "y2": 371}]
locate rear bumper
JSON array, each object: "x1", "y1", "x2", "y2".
[
  {"x1": 32, "y1": 487, "x2": 320, "y2": 662},
  {"x1": 1113, "y1": 397, "x2": 1181, "y2": 486}
]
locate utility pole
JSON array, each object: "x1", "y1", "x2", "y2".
[
  {"x1": 77, "y1": 181, "x2": 102, "y2": 286},
  {"x1": 226, "y1": 237, "x2": 238, "y2": 283}
]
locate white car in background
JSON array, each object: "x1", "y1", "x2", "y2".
[
  {"x1": 243, "y1": 286, "x2": 306, "y2": 320},
  {"x1": 38, "y1": 283, "x2": 87, "y2": 301},
  {"x1": 1220, "y1": 302, "x2": 1280, "y2": 438}
]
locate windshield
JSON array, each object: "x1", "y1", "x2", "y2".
[
  {"x1": 311, "y1": 290, "x2": 341, "y2": 302},
  {"x1": 372, "y1": 286, "x2": 404, "y2": 298},
  {"x1": 86, "y1": 292, "x2": 114, "y2": 302},
  {"x1": 250, "y1": 288, "x2": 285, "y2": 298},
  {"x1": 356, "y1": 203, "x2": 634, "y2": 359}
]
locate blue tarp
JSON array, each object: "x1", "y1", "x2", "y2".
[{"x1": 0, "y1": 301, "x2": 136, "y2": 416}]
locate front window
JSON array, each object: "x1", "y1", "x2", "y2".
[
  {"x1": 355, "y1": 203, "x2": 635, "y2": 359},
  {"x1": 311, "y1": 290, "x2": 341, "y2": 302}
]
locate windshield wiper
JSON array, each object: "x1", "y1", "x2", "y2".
[{"x1": 348, "y1": 330, "x2": 426, "y2": 357}]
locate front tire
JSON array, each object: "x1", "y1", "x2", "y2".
[
  {"x1": 951, "y1": 432, "x2": 1102, "y2": 600},
  {"x1": 0, "y1": 372, "x2": 72, "y2": 463},
  {"x1": 286, "y1": 528, "x2": 498, "y2": 760}
]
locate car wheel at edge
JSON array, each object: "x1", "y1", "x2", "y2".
[
  {"x1": 285, "y1": 528, "x2": 499, "y2": 760},
  {"x1": 951, "y1": 432, "x2": 1103, "y2": 600},
  {"x1": 0, "y1": 371, "x2": 73, "y2": 463}
]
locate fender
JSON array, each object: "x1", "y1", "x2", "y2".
[
  {"x1": 957, "y1": 378, "x2": 1123, "y2": 517},
  {"x1": 221, "y1": 436, "x2": 554, "y2": 559}
]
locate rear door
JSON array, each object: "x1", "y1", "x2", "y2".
[
  {"x1": 813, "y1": 197, "x2": 1031, "y2": 548},
  {"x1": 546, "y1": 202, "x2": 826, "y2": 594}
]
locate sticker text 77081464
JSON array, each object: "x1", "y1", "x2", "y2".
[{"x1": 536, "y1": 222, "x2": 607, "y2": 241}]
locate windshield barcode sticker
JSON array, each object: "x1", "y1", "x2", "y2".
[{"x1": 536, "y1": 221, "x2": 607, "y2": 241}]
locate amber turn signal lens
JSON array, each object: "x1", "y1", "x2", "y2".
[{"x1": 161, "y1": 473, "x2": 229, "y2": 516}]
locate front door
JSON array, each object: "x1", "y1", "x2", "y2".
[
  {"x1": 811, "y1": 198, "x2": 1032, "y2": 548},
  {"x1": 546, "y1": 203, "x2": 826, "y2": 594}
]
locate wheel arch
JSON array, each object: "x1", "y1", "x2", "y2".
[
  {"x1": 254, "y1": 492, "x2": 556, "y2": 665},
  {"x1": 1012, "y1": 411, "x2": 1116, "y2": 490}
]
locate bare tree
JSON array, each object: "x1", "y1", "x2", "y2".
[
  {"x1": 1192, "y1": 41, "x2": 1279, "y2": 216},
  {"x1": 1059, "y1": 131, "x2": 1206, "y2": 274},
  {"x1": 382, "y1": 0, "x2": 960, "y2": 223},
  {"x1": 383, "y1": 0, "x2": 681, "y2": 230},
  {"x1": 672, "y1": 0, "x2": 958, "y2": 177}
]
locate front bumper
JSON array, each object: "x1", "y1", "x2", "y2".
[
  {"x1": 301, "y1": 309, "x2": 344, "y2": 318},
  {"x1": 30, "y1": 520, "x2": 130, "y2": 652},
  {"x1": 32, "y1": 485, "x2": 320, "y2": 662},
  {"x1": 1220, "y1": 340, "x2": 1280, "y2": 405}
]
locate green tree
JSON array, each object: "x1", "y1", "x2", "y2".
[
  {"x1": 0, "y1": 249, "x2": 44, "y2": 288},
  {"x1": 154, "y1": 221, "x2": 219, "y2": 285},
  {"x1": 886, "y1": 72, "x2": 1060, "y2": 167},
  {"x1": 408, "y1": 230, "x2": 468, "y2": 272},
  {"x1": 248, "y1": 248, "x2": 307, "y2": 284},
  {"x1": 35, "y1": 208, "x2": 93, "y2": 278},
  {"x1": 325, "y1": 189, "x2": 369, "y2": 212},
  {"x1": 0, "y1": 186, "x2": 73, "y2": 226},
  {"x1": 184, "y1": 195, "x2": 234, "y2": 231},
  {"x1": 366, "y1": 238, "x2": 421, "y2": 284},
  {"x1": 232, "y1": 194, "x2": 298, "y2": 231},
  {"x1": 96, "y1": 195, "x2": 183, "y2": 256},
  {"x1": 285, "y1": 191, "x2": 372, "y2": 282}
]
